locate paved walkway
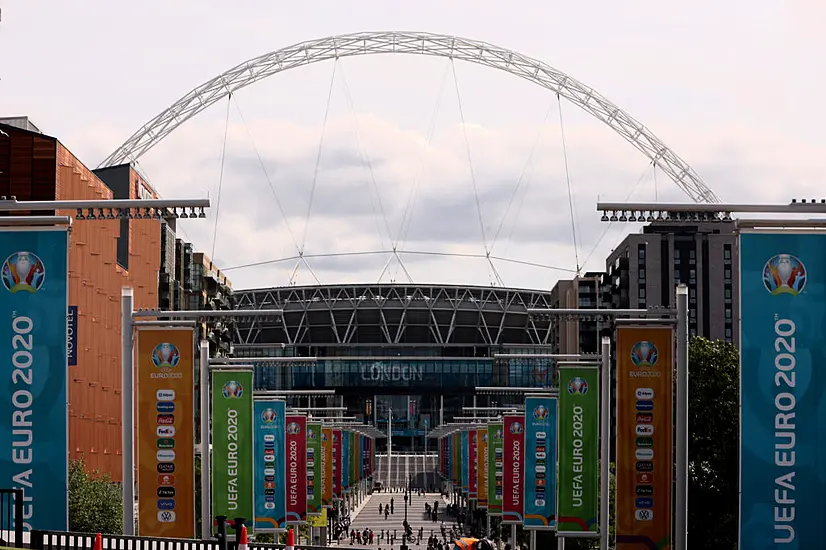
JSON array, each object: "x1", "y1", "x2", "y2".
[{"x1": 345, "y1": 491, "x2": 458, "y2": 549}]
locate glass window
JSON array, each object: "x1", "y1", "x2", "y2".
[
  {"x1": 638, "y1": 245, "x2": 646, "y2": 259},
  {"x1": 724, "y1": 247, "x2": 732, "y2": 260},
  {"x1": 725, "y1": 308, "x2": 732, "y2": 319},
  {"x1": 639, "y1": 269, "x2": 646, "y2": 279},
  {"x1": 725, "y1": 288, "x2": 731, "y2": 298},
  {"x1": 689, "y1": 249, "x2": 696, "y2": 259},
  {"x1": 639, "y1": 288, "x2": 646, "y2": 299}
]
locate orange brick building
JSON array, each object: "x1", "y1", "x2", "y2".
[{"x1": 0, "y1": 118, "x2": 161, "y2": 481}]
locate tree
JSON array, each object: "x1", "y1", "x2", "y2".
[
  {"x1": 68, "y1": 457, "x2": 123, "y2": 534},
  {"x1": 687, "y1": 337, "x2": 739, "y2": 549}
]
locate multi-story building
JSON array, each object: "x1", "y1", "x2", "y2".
[
  {"x1": 549, "y1": 272, "x2": 611, "y2": 355},
  {"x1": 606, "y1": 221, "x2": 738, "y2": 344},
  {"x1": 1, "y1": 118, "x2": 161, "y2": 480}
]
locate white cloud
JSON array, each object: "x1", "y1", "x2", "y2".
[{"x1": 1, "y1": 1, "x2": 823, "y2": 291}]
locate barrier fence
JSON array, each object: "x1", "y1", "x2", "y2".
[{"x1": 0, "y1": 488, "x2": 24, "y2": 548}]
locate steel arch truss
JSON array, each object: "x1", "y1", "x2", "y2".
[
  {"x1": 100, "y1": 31, "x2": 719, "y2": 203},
  {"x1": 233, "y1": 284, "x2": 558, "y2": 347}
]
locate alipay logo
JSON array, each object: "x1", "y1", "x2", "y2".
[{"x1": 157, "y1": 389, "x2": 176, "y2": 401}]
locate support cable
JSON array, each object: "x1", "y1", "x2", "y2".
[
  {"x1": 557, "y1": 94, "x2": 581, "y2": 275},
  {"x1": 221, "y1": 248, "x2": 579, "y2": 274},
  {"x1": 338, "y1": 62, "x2": 394, "y2": 250},
  {"x1": 301, "y1": 60, "x2": 339, "y2": 255},
  {"x1": 580, "y1": 162, "x2": 654, "y2": 268},
  {"x1": 490, "y1": 100, "x2": 555, "y2": 252},
  {"x1": 231, "y1": 96, "x2": 300, "y2": 252},
  {"x1": 385, "y1": 60, "x2": 451, "y2": 284},
  {"x1": 210, "y1": 93, "x2": 232, "y2": 259},
  {"x1": 451, "y1": 60, "x2": 502, "y2": 286}
]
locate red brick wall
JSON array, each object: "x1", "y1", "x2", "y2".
[
  {"x1": 56, "y1": 144, "x2": 161, "y2": 481},
  {"x1": 1, "y1": 126, "x2": 163, "y2": 482}
]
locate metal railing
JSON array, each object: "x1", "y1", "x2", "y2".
[
  {"x1": 31, "y1": 530, "x2": 370, "y2": 550},
  {"x1": 0, "y1": 489, "x2": 24, "y2": 548},
  {"x1": 32, "y1": 530, "x2": 218, "y2": 550}
]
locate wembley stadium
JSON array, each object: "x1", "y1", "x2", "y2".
[{"x1": 232, "y1": 283, "x2": 565, "y2": 453}]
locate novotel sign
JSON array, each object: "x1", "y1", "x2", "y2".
[{"x1": 360, "y1": 362, "x2": 423, "y2": 383}]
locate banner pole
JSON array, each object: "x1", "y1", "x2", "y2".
[
  {"x1": 200, "y1": 340, "x2": 212, "y2": 539},
  {"x1": 675, "y1": 285, "x2": 689, "y2": 550},
  {"x1": 599, "y1": 336, "x2": 611, "y2": 550},
  {"x1": 121, "y1": 288, "x2": 135, "y2": 535},
  {"x1": 529, "y1": 529, "x2": 536, "y2": 550}
]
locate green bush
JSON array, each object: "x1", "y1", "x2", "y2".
[{"x1": 68, "y1": 457, "x2": 123, "y2": 534}]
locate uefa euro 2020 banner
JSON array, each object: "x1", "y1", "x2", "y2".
[
  {"x1": 740, "y1": 233, "x2": 826, "y2": 548},
  {"x1": 616, "y1": 325, "x2": 673, "y2": 549},
  {"x1": 212, "y1": 369, "x2": 254, "y2": 530},
  {"x1": 307, "y1": 422, "x2": 322, "y2": 515},
  {"x1": 502, "y1": 413, "x2": 525, "y2": 524},
  {"x1": 0, "y1": 229, "x2": 69, "y2": 531},
  {"x1": 461, "y1": 430, "x2": 469, "y2": 495},
  {"x1": 341, "y1": 429, "x2": 350, "y2": 491},
  {"x1": 477, "y1": 428, "x2": 489, "y2": 508},
  {"x1": 524, "y1": 396, "x2": 557, "y2": 529},
  {"x1": 322, "y1": 427, "x2": 333, "y2": 507},
  {"x1": 332, "y1": 429, "x2": 342, "y2": 500},
  {"x1": 557, "y1": 365, "x2": 599, "y2": 536},
  {"x1": 487, "y1": 422, "x2": 504, "y2": 515},
  {"x1": 285, "y1": 414, "x2": 308, "y2": 524},
  {"x1": 468, "y1": 427, "x2": 478, "y2": 500},
  {"x1": 136, "y1": 327, "x2": 195, "y2": 537},
  {"x1": 254, "y1": 399, "x2": 285, "y2": 530}
]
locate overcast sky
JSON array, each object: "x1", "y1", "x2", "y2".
[{"x1": 2, "y1": 1, "x2": 824, "y2": 290}]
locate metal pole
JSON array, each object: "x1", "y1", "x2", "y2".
[
  {"x1": 200, "y1": 340, "x2": 212, "y2": 539},
  {"x1": 557, "y1": 535, "x2": 565, "y2": 549},
  {"x1": 600, "y1": 336, "x2": 611, "y2": 550},
  {"x1": 529, "y1": 529, "x2": 536, "y2": 550},
  {"x1": 511, "y1": 524, "x2": 517, "y2": 549},
  {"x1": 440, "y1": 395, "x2": 444, "y2": 426},
  {"x1": 121, "y1": 288, "x2": 135, "y2": 535},
  {"x1": 675, "y1": 285, "x2": 689, "y2": 550}
]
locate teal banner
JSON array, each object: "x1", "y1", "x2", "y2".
[
  {"x1": 0, "y1": 229, "x2": 68, "y2": 531},
  {"x1": 740, "y1": 233, "x2": 826, "y2": 548}
]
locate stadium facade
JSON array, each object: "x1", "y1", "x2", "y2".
[{"x1": 233, "y1": 283, "x2": 565, "y2": 452}]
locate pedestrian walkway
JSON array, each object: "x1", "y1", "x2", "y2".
[{"x1": 346, "y1": 491, "x2": 458, "y2": 549}]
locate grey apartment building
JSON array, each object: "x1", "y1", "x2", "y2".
[{"x1": 606, "y1": 221, "x2": 738, "y2": 345}]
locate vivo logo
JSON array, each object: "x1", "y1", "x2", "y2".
[
  {"x1": 635, "y1": 497, "x2": 654, "y2": 509},
  {"x1": 635, "y1": 388, "x2": 654, "y2": 399},
  {"x1": 636, "y1": 424, "x2": 654, "y2": 436}
]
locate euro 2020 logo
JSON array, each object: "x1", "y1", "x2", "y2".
[
  {"x1": 261, "y1": 407, "x2": 277, "y2": 423},
  {"x1": 764, "y1": 254, "x2": 806, "y2": 296},
  {"x1": 509, "y1": 422, "x2": 524, "y2": 435},
  {"x1": 308, "y1": 428, "x2": 317, "y2": 440},
  {"x1": 2, "y1": 251, "x2": 45, "y2": 294},
  {"x1": 533, "y1": 405, "x2": 549, "y2": 422},
  {"x1": 222, "y1": 380, "x2": 243, "y2": 399},
  {"x1": 631, "y1": 341, "x2": 658, "y2": 367},
  {"x1": 152, "y1": 343, "x2": 180, "y2": 369},
  {"x1": 568, "y1": 377, "x2": 588, "y2": 395},
  {"x1": 287, "y1": 422, "x2": 301, "y2": 435}
]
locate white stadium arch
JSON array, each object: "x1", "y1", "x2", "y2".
[{"x1": 99, "y1": 31, "x2": 719, "y2": 203}]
